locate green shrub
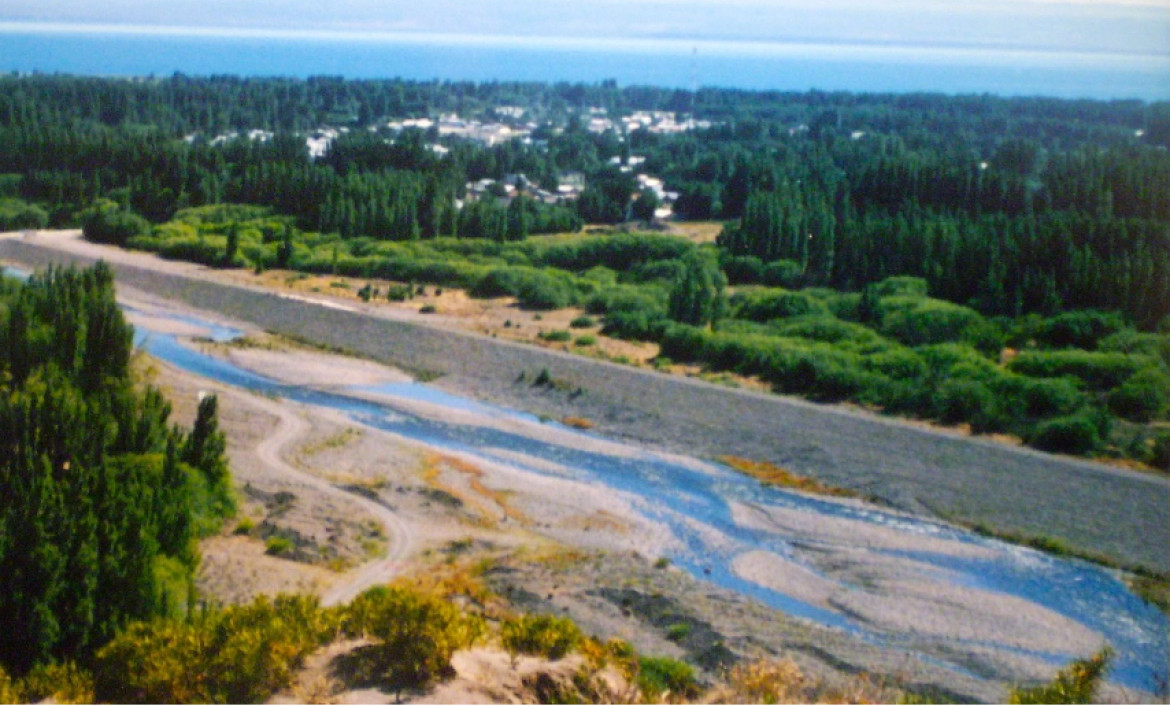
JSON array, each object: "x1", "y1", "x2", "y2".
[
  {"x1": 730, "y1": 287, "x2": 829, "y2": 322},
  {"x1": 637, "y1": 656, "x2": 698, "y2": 701},
  {"x1": 827, "y1": 291, "x2": 862, "y2": 320},
  {"x1": 78, "y1": 199, "x2": 151, "y2": 246},
  {"x1": 0, "y1": 197, "x2": 49, "y2": 230},
  {"x1": 94, "y1": 595, "x2": 334, "y2": 704},
  {"x1": 265, "y1": 536, "x2": 294, "y2": 556},
  {"x1": 1028, "y1": 413, "x2": 1102, "y2": 455},
  {"x1": 770, "y1": 316, "x2": 890, "y2": 352},
  {"x1": 760, "y1": 259, "x2": 804, "y2": 288},
  {"x1": 574, "y1": 335, "x2": 597, "y2": 347},
  {"x1": 1001, "y1": 376, "x2": 1087, "y2": 419},
  {"x1": 157, "y1": 237, "x2": 227, "y2": 267},
  {"x1": 1108, "y1": 367, "x2": 1170, "y2": 422},
  {"x1": 880, "y1": 298, "x2": 985, "y2": 346},
  {"x1": 1008, "y1": 649, "x2": 1111, "y2": 704},
  {"x1": 539, "y1": 330, "x2": 572, "y2": 342},
  {"x1": 631, "y1": 258, "x2": 685, "y2": 284},
  {"x1": 872, "y1": 275, "x2": 928, "y2": 298},
  {"x1": 1008, "y1": 350, "x2": 1146, "y2": 391},
  {"x1": 580, "y1": 265, "x2": 619, "y2": 287},
  {"x1": 19, "y1": 662, "x2": 94, "y2": 704},
  {"x1": 0, "y1": 173, "x2": 21, "y2": 197},
  {"x1": 470, "y1": 266, "x2": 534, "y2": 298},
  {"x1": 1034, "y1": 311, "x2": 1127, "y2": 350},
  {"x1": 935, "y1": 379, "x2": 997, "y2": 428},
  {"x1": 961, "y1": 318, "x2": 1008, "y2": 358},
  {"x1": 528, "y1": 232, "x2": 692, "y2": 272},
  {"x1": 587, "y1": 284, "x2": 665, "y2": 315},
  {"x1": 862, "y1": 348, "x2": 927, "y2": 381},
  {"x1": 660, "y1": 327, "x2": 885, "y2": 403},
  {"x1": 386, "y1": 285, "x2": 412, "y2": 302},
  {"x1": 1098, "y1": 330, "x2": 1170, "y2": 368},
  {"x1": 0, "y1": 666, "x2": 20, "y2": 703},
  {"x1": 720, "y1": 254, "x2": 764, "y2": 284},
  {"x1": 172, "y1": 204, "x2": 273, "y2": 225},
  {"x1": 918, "y1": 343, "x2": 1001, "y2": 381},
  {"x1": 500, "y1": 614, "x2": 583, "y2": 661},
  {"x1": 342, "y1": 586, "x2": 483, "y2": 692},
  {"x1": 367, "y1": 257, "x2": 487, "y2": 290},
  {"x1": 471, "y1": 266, "x2": 578, "y2": 310},
  {"x1": 593, "y1": 286, "x2": 670, "y2": 340},
  {"x1": 1150, "y1": 431, "x2": 1170, "y2": 470},
  {"x1": 570, "y1": 315, "x2": 596, "y2": 328}
]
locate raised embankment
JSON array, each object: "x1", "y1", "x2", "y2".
[{"x1": 4, "y1": 236, "x2": 1168, "y2": 573}]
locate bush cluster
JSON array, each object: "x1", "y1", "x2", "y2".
[
  {"x1": 93, "y1": 595, "x2": 334, "y2": 704},
  {"x1": 342, "y1": 586, "x2": 484, "y2": 693},
  {"x1": 500, "y1": 614, "x2": 584, "y2": 661}
]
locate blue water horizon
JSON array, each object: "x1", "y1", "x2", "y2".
[{"x1": 2, "y1": 24, "x2": 1168, "y2": 101}]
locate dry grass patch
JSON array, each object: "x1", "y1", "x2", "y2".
[
  {"x1": 421, "y1": 453, "x2": 531, "y2": 527},
  {"x1": 300, "y1": 427, "x2": 364, "y2": 458},
  {"x1": 561, "y1": 415, "x2": 596, "y2": 430},
  {"x1": 667, "y1": 220, "x2": 725, "y2": 245},
  {"x1": 709, "y1": 656, "x2": 901, "y2": 704},
  {"x1": 717, "y1": 456, "x2": 857, "y2": 498}
]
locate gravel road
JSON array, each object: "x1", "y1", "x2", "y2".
[{"x1": 4, "y1": 236, "x2": 1168, "y2": 574}]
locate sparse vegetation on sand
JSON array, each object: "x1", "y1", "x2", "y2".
[{"x1": 0, "y1": 564, "x2": 1116, "y2": 705}]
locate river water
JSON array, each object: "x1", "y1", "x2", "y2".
[{"x1": 3, "y1": 265, "x2": 1167, "y2": 691}]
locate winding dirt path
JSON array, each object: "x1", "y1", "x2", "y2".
[{"x1": 241, "y1": 392, "x2": 415, "y2": 607}]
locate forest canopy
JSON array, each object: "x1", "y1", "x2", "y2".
[{"x1": 1, "y1": 73, "x2": 1168, "y2": 463}]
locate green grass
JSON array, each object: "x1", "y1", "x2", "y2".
[
  {"x1": 264, "y1": 536, "x2": 294, "y2": 556},
  {"x1": 539, "y1": 329, "x2": 572, "y2": 342}
]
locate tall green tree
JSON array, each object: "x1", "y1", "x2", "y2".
[{"x1": 668, "y1": 249, "x2": 727, "y2": 327}]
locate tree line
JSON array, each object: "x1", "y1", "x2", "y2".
[
  {"x1": 0, "y1": 263, "x2": 234, "y2": 674},
  {"x1": 2, "y1": 73, "x2": 1167, "y2": 324}
]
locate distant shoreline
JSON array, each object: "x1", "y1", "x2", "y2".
[
  {"x1": 1, "y1": 24, "x2": 1166, "y2": 100},
  {"x1": 7, "y1": 20, "x2": 1167, "y2": 60}
]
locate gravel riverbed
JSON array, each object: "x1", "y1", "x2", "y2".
[{"x1": 3, "y1": 234, "x2": 1168, "y2": 574}]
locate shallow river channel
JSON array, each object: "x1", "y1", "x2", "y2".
[{"x1": 5, "y1": 265, "x2": 1167, "y2": 693}]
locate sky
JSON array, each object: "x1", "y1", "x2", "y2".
[{"x1": 3, "y1": 0, "x2": 1168, "y2": 58}]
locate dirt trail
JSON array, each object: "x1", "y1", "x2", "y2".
[{"x1": 238, "y1": 392, "x2": 415, "y2": 606}]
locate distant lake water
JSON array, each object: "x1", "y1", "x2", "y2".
[{"x1": 1, "y1": 25, "x2": 1168, "y2": 100}]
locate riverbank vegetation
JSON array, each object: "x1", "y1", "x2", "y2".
[
  {"x1": 115, "y1": 203, "x2": 1170, "y2": 468},
  {"x1": 0, "y1": 75, "x2": 1167, "y2": 467}
]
